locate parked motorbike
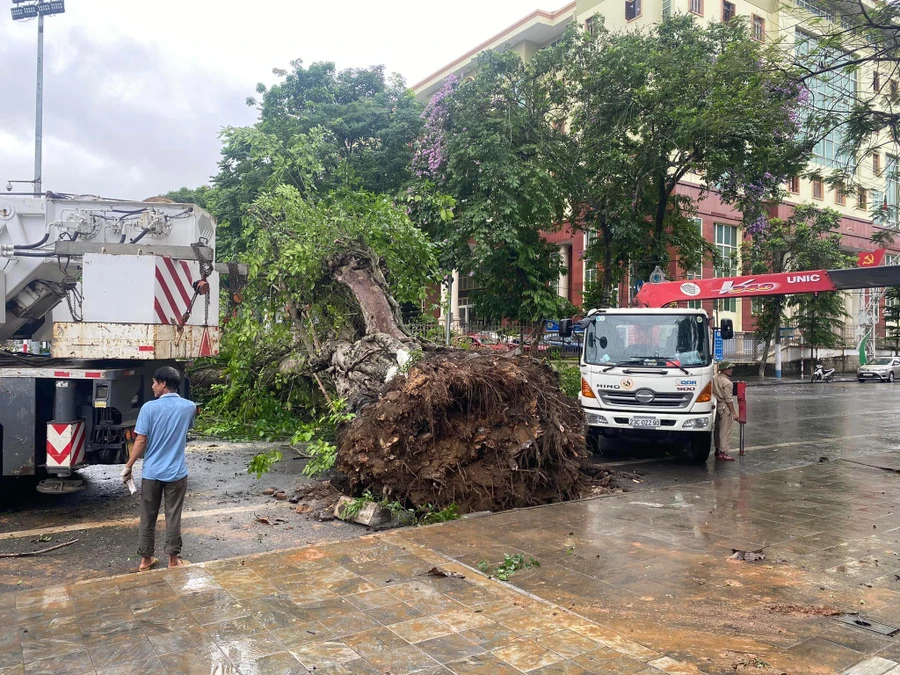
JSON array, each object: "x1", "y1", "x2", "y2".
[{"x1": 812, "y1": 363, "x2": 835, "y2": 383}]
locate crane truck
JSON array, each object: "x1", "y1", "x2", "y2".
[
  {"x1": 561, "y1": 264, "x2": 900, "y2": 461},
  {"x1": 0, "y1": 194, "x2": 240, "y2": 493}
]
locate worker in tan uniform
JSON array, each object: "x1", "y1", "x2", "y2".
[{"x1": 712, "y1": 361, "x2": 738, "y2": 461}]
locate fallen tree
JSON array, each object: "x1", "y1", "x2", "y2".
[
  {"x1": 339, "y1": 350, "x2": 586, "y2": 512},
  {"x1": 203, "y1": 181, "x2": 587, "y2": 512}
]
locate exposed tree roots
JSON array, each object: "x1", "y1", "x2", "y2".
[{"x1": 338, "y1": 350, "x2": 587, "y2": 513}]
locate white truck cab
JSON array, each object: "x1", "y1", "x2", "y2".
[{"x1": 563, "y1": 307, "x2": 730, "y2": 462}]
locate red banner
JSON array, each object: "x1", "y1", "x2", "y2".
[
  {"x1": 635, "y1": 270, "x2": 837, "y2": 308},
  {"x1": 857, "y1": 249, "x2": 886, "y2": 268}
]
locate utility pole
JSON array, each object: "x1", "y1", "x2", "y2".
[
  {"x1": 34, "y1": 8, "x2": 44, "y2": 195},
  {"x1": 11, "y1": 0, "x2": 66, "y2": 196}
]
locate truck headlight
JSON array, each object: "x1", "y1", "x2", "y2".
[
  {"x1": 683, "y1": 417, "x2": 710, "y2": 429},
  {"x1": 585, "y1": 413, "x2": 608, "y2": 425}
]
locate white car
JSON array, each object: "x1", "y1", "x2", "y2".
[{"x1": 857, "y1": 357, "x2": 900, "y2": 383}]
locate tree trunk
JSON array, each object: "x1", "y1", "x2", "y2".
[
  {"x1": 602, "y1": 223, "x2": 613, "y2": 307},
  {"x1": 758, "y1": 337, "x2": 770, "y2": 378},
  {"x1": 330, "y1": 250, "x2": 408, "y2": 340},
  {"x1": 307, "y1": 249, "x2": 421, "y2": 411}
]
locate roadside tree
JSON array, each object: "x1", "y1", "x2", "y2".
[{"x1": 742, "y1": 204, "x2": 853, "y2": 375}]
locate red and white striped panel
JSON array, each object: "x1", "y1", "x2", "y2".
[
  {"x1": 154, "y1": 257, "x2": 195, "y2": 325},
  {"x1": 46, "y1": 421, "x2": 86, "y2": 469}
]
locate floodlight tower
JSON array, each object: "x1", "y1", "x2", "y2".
[{"x1": 10, "y1": 0, "x2": 66, "y2": 196}]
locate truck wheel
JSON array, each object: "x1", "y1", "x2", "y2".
[
  {"x1": 586, "y1": 428, "x2": 602, "y2": 456},
  {"x1": 689, "y1": 432, "x2": 712, "y2": 463}
]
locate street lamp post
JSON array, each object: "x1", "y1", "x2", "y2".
[{"x1": 10, "y1": 0, "x2": 66, "y2": 196}]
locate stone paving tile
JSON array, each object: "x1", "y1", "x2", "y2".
[
  {"x1": 289, "y1": 639, "x2": 361, "y2": 669},
  {"x1": 360, "y1": 643, "x2": 443, "y2": 674},
  {"x1": 417, "y1": 632, "x2": 486, "y2": 663},
  {"x1": 492, "y1": 638, "x2": 566, "y2": 671},
  {"x1": 157, "y1": 645, "x2": 238, "y2": 674},
  {"x1": 446, "y1": 652, "x2": 523, "y2": 674},
  {"x1": 391, "y1": 616, "x2": 454, "y2": 644}
]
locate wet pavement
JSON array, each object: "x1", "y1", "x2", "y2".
[
  {"x1": 0, "y1": 441, "x2": 358, "y2": 593},
  {"x1": 2, "y1": 451, "x2": 899, "y2": 674},
  {"x1": 597, "y1": 381, "x2": 900, "y2": 491},
  {"x1": 1, "y1": 381, "x2": 899, "y2": 673},
  {"x1": 386, "y1": 451, "x2": 900, "y2": 674},
  {"x1": 0, "y1": 537, "x2": 686, "y2": 675}
]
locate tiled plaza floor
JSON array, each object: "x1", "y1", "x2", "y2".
[
  {"x1": 387, "y1": 454, "x2": 900, "y2": 674},
  {"x1": 2, "y1": 454, "x2": 899, "y2": 674},
  {"x1": 0, "y1": 538, "x2": 682, "y2": 675}
]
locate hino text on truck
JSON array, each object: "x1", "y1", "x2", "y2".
[
  {"x1": 0, "y1": 193, "x2": 242, "y2": 493},
  {"x1": 561, "y1": 264, "x2": 900, "y2": 461}
]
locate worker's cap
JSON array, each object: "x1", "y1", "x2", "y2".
[{"x1": 717, "y1": 361, "x2": 735, "y2": 371}]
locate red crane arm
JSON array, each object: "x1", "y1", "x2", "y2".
[{"x1": 634, "y1": 266, "x2": 900, "y2": 308}]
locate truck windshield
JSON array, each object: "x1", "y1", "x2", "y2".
[{"x1": 584, "y1": 314, "x2": 710, "y2": 368}]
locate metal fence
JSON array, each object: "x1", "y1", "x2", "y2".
[
  {"x1": 407, "y1": 319, "x2": 863, "y2": 364},
  {"x1": 722, "y1": 332, "x2": 765, "y2": 363},
  {"x1": 406, "y1": 319, "x2": 582, "y2": 359}
]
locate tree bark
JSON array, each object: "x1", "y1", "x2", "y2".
[
  {"x1": 329, "y1": 250, "x2": 408, "y2": 340},
  {"x1": 301, "y1": 249, "x2": 422, "y2": 411}
]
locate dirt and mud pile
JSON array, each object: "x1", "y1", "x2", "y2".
[{"x1": 337, "y1": 350, "x2": 587, "y2": 513}]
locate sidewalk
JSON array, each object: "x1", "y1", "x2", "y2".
[
  {"x1": 1, "y1": 539, "x2": 684, "y2": 674},
  {"x1": 2, "y1": 454, "x2": 899, "y2": 674}
]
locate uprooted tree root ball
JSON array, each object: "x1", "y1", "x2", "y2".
[{"x1": 337, "y1": 350, "x2": 587, "y2": 513}]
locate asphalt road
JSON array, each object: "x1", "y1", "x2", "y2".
[
  {"x1": 1, "y1": 380, "x2": 897, "y2": 594},
  {"x1": 594, "y1": 380, "x2": 900, "y2": 489}
]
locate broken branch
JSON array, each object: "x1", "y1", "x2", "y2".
[{"x1": 0, "y1": 539, "x2": 79, "y2": 558}]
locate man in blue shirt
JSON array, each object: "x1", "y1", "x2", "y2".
[{"x1": 122, "y1": 366, "x2": 196, "y2": 570}]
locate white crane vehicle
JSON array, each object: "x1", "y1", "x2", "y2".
[{"x1": 0, "y1": 193, "x2": 241, "y2": 493}]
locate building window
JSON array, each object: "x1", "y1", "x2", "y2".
[
  {"x1": 797, "y1": 32, "x2": 857, "y2": 170},
  {"x1": 585, "y1": 14, "x2": 599, "y2": 35},
  {"x1": 788, "y1": 176, "x2": 800, "y2": 193},
  {"x1": 874, "y1": 153, "x2": 881, "y2": 175},
  {"x1": 626, "y1": 0, "x2": 642, "y2": 21},
  {"x1": 723, "y1": 0, "x2": 735, "y2": 21},
  {"x1": 858, "y1": 187, "x2": 868, "y2": 210},
  {"x1": 797, "y1": 0, "x2": 835, "y2": 20},
  {"x1": 834, "y1": 183, "x2": 846, "y2": 205},
  {"x1": 714, "y1": 223, "x2": 738, "y2": 313},
  {"x1": 690, "y1": 0, "x2": 703, "y2": 15},
  {"x1": 812, "y1": 178, "x2": 824, "y2": 200},
  {"x1": 874, "y1": 72, "x2": 881, "y2": 92},
  {"x1": 752, "y1": 15, "x2": 765, "y2": 41},
  {"x1": 663, "y1": 0, "x2": 672, "y2": 17}
]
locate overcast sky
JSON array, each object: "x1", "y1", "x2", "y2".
[{"x1": 0, "y1": 0, "x2": 556, "y2": 200}]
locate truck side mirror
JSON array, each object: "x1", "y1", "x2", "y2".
[
  {"x1": 559, "y1": 319, "x2": 573, "y2": 338},
  {"x1": 720, "y1": 319, "x2": 734, "y2": 340}
]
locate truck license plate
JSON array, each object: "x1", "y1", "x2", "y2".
[{"x1": 630, "y1": 417, "x2": 660, "y2": 428}]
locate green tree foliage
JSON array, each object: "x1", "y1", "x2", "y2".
[
  {"x1": 742, "y1": 204, "x2": 852, "y2": 371},
  {"x1": 198, "y1": 62, "x2": 423, "y2": 257},
  {"x1": 413, "y1": 52, "x2": 575, "y2": 327},
  {"x1": 163, "y1": 186, "x2": 211, "y2": 209},
  {"x1": 559, "y1": 16, "x2": 810, "y2": 299},
  {"x1": 415, "y1": 16, "x2": 810, "y2": 314}
]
